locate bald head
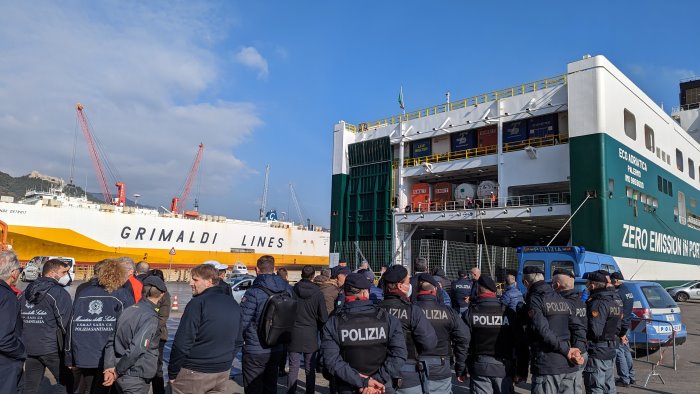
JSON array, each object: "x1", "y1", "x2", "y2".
[
  {"x1": 552, "y1": 274, "x2": 574, "y2": 291},
  {"x1": 471, "y1": 267, "x2": 481, "y2": 280}
]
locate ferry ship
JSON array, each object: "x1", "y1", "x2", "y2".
[
  {"x1": 0, "y1": 187, "x2": 330, "y2": 268},
  {"x1": 331, "y1": 55, "x2": 700, "y2": 283}
]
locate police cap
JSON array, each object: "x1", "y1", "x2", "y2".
[
  {"x1": 416, "y1": 273, "x2": 439, "y2": 288},
  {"x1": 523, "y1": 266, "x2": 544, "y2": 275},
  {"x1": 457, "y1": 269, "x2": 469, "y2": 277},
  {"x1": 358, "y1": 269, "x2": 375, "y2": 283},
  {"x1": 331, "y1": 266, "x2": 351, "y2": 279},
  {"x1": 381, "y1": 265, "x2": 408, "y2": 284},
  {"x1": 478, "y1": 275, "x2": 497, "y2": 292},
  {"x1": 344, "y1": 273, "x2": 371, "y2": 290},
  {"x1": 552, "y1": 268, "x2": 575, "y2": 278},
  {"x1": 610, "y1": 271, "x2": 624, "y2": 281},
  {"x1": 143, "y1": 276, "x2": 167, "y2": 292},
  {"x1": 584, "y1": 271, "x2": 608, "y2": 283}
]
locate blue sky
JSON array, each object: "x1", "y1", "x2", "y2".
[{"x1": 1, "y1": 1, "x2": 698, "y2": 227}]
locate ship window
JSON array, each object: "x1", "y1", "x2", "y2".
[
  {"x1": 679, "y1": 192, "x2": 687, "y2": 225},
  {"x1": 657, "y1": 176, "x2": 663, "y2": 192},
  {"x1": 668, "y1": 181, "x2": 673, "y2": 196},
  {"x1": 661, "y1": 151, "x2": 667, "y2": 162},
  {"x1": 690, "y1": 159, "x2": 696, "y2": 179},
  {"x1": 626, "y1": 186, "x2": 633, "y2": 198},
  {"x1": 644, "y1": 125, "x2": 655, "y2": 152},
  {"x1": 656, "y1": 148, "x2": 661, "y2": 158},
  {"x1": 676, "y1": 149, "x2": 684, "y2": 172},
  {"x1": 624, "y1": 110, "x2": 636, "y2": 140},
  {"x1": 667, "y1": 154, "x2": 671, "y2": 165},
  {"x1": 691, "y1": 198, "x2": 697, "y2": 208},
  {"x1": 663, "y1": 179, "x2": 668, "y2": 194}
]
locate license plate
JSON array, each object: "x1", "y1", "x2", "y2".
[{"x1": 666, "y1": 314, "x2": 676, "y2": 322}]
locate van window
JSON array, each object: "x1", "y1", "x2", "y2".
[
  {"x1": 584, "y1": 261, "x2": 599, "y2": 273},
  {"x1": 601, "y1": 264, "x2": 615, "y2": 273},
  {"x1": 551, "y1": 260, "x2": 575, "y2": 277},
  {"x1": 523, "y1": 260, "x2": 545, "y2": 273},
  {"x1": 641, "y1": 286, "x2": 677, "y2": 309}
]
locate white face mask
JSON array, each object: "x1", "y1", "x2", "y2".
[
  {"x1": 57, "y1": 274, "x2": 71, "y2": 286},
  {"x1": 405, "y1": 283, "x2": 413, "y2": 298}
]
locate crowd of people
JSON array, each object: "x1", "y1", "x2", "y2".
[{"x1": 0, "y1": 250, "x2": 636, "y2": 394}]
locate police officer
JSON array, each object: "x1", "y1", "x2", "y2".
[
  {"x1": 521, "y1": 266, "x2": 585, "y2": 393},
  {"x1": 103, "y1": 276, "x2": 166, "y2": 393},
  {"x1": 461, "y1": 275, "x2": 526, "y2": 394},
  {"x1": 583, "y1": 271, "x2": 626, "y2": 394},
  {"x1": 321, "y1": 273, "x2": 407, "y2": 394},
  {"x1": 414, "y1": 273, "x2": 469, "y2": 393},
  {"x1": 450, "y1": 269, "x2": 472, "y2": 314},
  {"x1": 552, "y1": 269, "x2": 588, "y2": 394},
  {"x1": 378, "y1": 265, "x2": 437, "y2": 394},
  {"x1": 610, "y1": 272, "x2": 635, "y2": 387}
]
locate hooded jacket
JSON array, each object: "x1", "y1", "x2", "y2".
[
  {"x1": 65, "y1": 280, "x2": 133, "y2": 368},
  {"x1": 19, "y1": 276, "x2": 72, "y2": 356},
  {"x1": 288, "y1": 279, "x2": 328, "y2": 353},
  {"x1": 168, "y1": 284, "x2": 243, "y2": 379},
  {"x1": 316, "y1": 279, "x2": 340, "y2": 315},
  {"x1": 104, "y1": 298, "x2": 160, "y2": 378},
  {"x1": 0, "y1": 280, "x2": 25, "y2": 365},
  {"x1": 241, "y1": 274, "x2": 293, "y2": 354}
]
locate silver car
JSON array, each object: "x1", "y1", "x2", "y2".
[{"x1": 666, "y1": 281, "x2": 700, "y2": 302}]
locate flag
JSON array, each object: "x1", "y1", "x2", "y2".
[{"x1": 398, "y1": 86, "x2": 405, "y2": 110}]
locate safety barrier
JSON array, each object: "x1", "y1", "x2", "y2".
[
  {"x1": 346, "y1": 74, "x2": 567, "y2": 133},
  {"x1": 630, "y1": 317, "x2": 679, "y2": 387},
  {"x1": 394, "y1": 135, "x2": 568, "y2": 168},
  {"x1": 410, "y1": 192, "x2": 570, "y2": 213}
]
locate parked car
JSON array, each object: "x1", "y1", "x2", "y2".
[
  {"x1": 20, "y1": 262, "x2": 41, "y2": 282},
  {"x1": 666, "y1": 281, "x2": 700, "y2": 302},
  {"x1": 228, "y1": 274, "x2": 256, "y2": 303},
  {"x1": 625, "y1": 281, "x2": 687, "y2": 353}
]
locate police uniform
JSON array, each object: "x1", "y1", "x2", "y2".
[
  {"x1": 554, "y1": 269, "x2": 588, "y2": 394},
  {"x1": 450, "y1": 270, "x2": 472, "y2": 314},
  {"x1": 583, "y1": 271, "x2": 625, "y2": 394},
  {"x1": 414, "y1": 274, "x2": 470, "y2": 394},
  {"x1": 463, "y1": 275, "x2": 525, "y2": 394},
  {"x1": 379, "y1": 266, "x2": 437, "y2": 394},
  {"x1": 611, "y1": 273, "x2": 635, "y2": 386},
  {"x1": 523, "y1": 267, "x2": 584, "y2": 394},
  {"x1": 321, "y1": 273, "x2": 407, "y2": 394}
]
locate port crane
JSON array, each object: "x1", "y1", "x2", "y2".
[
  {"x1": 75, "y1": 103, "x2": 125, "y2": 205},
  {"x1": 259, "y1": 164, "x2": 270, "y2": 221},
  {"x1": 0, "y1": 219, "x2": 10, "y2": 251},
  {"x1": 170, "y1": 143, "x2": 204, "y2": 217}
]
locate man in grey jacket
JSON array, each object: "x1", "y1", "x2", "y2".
[{"x1": 103, "y1": 276, "x2": 165, "y2": 393}]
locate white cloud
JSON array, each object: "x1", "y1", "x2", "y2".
[
  {"x1": 234, "y1": 47, "x2": 269, "y2": 79},
  {"x1": 0, "y1": 2, "x2": 263, "y2": 213}
]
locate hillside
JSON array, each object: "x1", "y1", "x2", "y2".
[{"x1": 0, "y1": 171, "x2": 98, "y2": 201}]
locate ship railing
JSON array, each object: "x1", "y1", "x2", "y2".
[
  {"x1": 345, "y1": 74, "x2": 567, "y2": 133},
  {"x1": 629, "y1": 317, "x2": 679, "y2": 387},
  {"x1": 671, "y1": 103, "x2": 700, "y2": 113},
  {"x1": 393, "y1": 134, "x2": 567, "y2": 169},
  {"x1": 410, "y1": 192, "x2": 570, "y2": 213}
]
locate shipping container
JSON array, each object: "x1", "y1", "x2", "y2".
[
  {"x1": 411, "y1": 183, "x2": 432, "y2": 211},
  {"x1": 502, "y1": 120, "x2": 528, "y2": 143},
  {"x1": 432, "y1": 182, "x2": 453, "y2": 206},
  {"x1": 477, "y1": 126, "x2": 498, "y2": 147},
  {"x1": 527, "y1": 114, "x2": 559, "y2": 138},
  {"x1": 450, "y1": 129, "x2": 477, "y2": 151},
  {"x1": 411, "y1": 138, "x2": 432, "y2": 158}
]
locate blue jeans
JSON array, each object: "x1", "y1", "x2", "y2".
[{"x1": 615, "y1": 342, "x2": 635, "y2": 384}]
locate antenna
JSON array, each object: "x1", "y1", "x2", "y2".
[
  {"x1": 259, "y1": 164, "x2": 270, "y2": 221},
  {"x1": 289, "y1": 183, "x2": 305, "y2": 226}
]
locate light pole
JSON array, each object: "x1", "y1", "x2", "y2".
[{"x1": 133, "y1": 193, "x2": 141, "y2": 208}]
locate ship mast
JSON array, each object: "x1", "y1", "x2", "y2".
[{"x1": 259, "y1": 164, "x2": 270, "y2": 221}]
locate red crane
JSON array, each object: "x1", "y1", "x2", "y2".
[
  {"x1": 75, "y1": 103, "x2": 125, "y2": 205},
  {"x1": 170, "y1": 143, "x2": 204, "y2": 216}
]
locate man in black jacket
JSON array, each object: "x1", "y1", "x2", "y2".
[
  {"x1": 521, "y1": 266, "x2": 585, "y2": 393},
  {"x1": 19, "y1": 259, "x2": 74, "y2": 394},
  {"x1": 287, "y1": 265, "x2": 328, "y2": 394},
  {"x1": 169, "y1": 263, "x2": 243, "y2": 394},
  {"x1": 0, "y1": 250, "x2": 25, "y2": 393}
]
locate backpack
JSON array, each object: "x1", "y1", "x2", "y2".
[{"x1": 255, "y1": 285, "x2": 297, "y2": 348}]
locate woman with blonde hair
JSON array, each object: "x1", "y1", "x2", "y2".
[{"x1": 66, "y1": 259, "x2": 134, "y2": 394}]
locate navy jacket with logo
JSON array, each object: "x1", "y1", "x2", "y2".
[
  {"x1": 0, "y1": 280, "x2": 25, "y2": 365},
  {"x1": 65, "y1": 280, "x2": 133, "y2": 368},
  {"x1": 240, "y1": 274, "x2": 292, "y2": 354},
  {"x1": 321, "y1": 300, "x2": 407, "y2": 389},
  {"x1": 19, "y1": 277, "x2": 72, "y2": 356},
  {"x1": 168, "y1": 284, "x2": 243, "y2": 379}
]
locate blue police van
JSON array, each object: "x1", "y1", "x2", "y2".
[{"x1": 515, "y1": 246, "x2": 620, "y2": 295}]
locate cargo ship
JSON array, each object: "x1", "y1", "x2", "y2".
[
  {"x1": 0, "y1": 186, "x2": 330, "y2": 268},
  {"x1": 331, "y1": 55, "x2": 700, "y2": 284}
]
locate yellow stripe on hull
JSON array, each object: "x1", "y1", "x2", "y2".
[{"x1": 8, "y1": 226, "x2": 329, "y2": 268}]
